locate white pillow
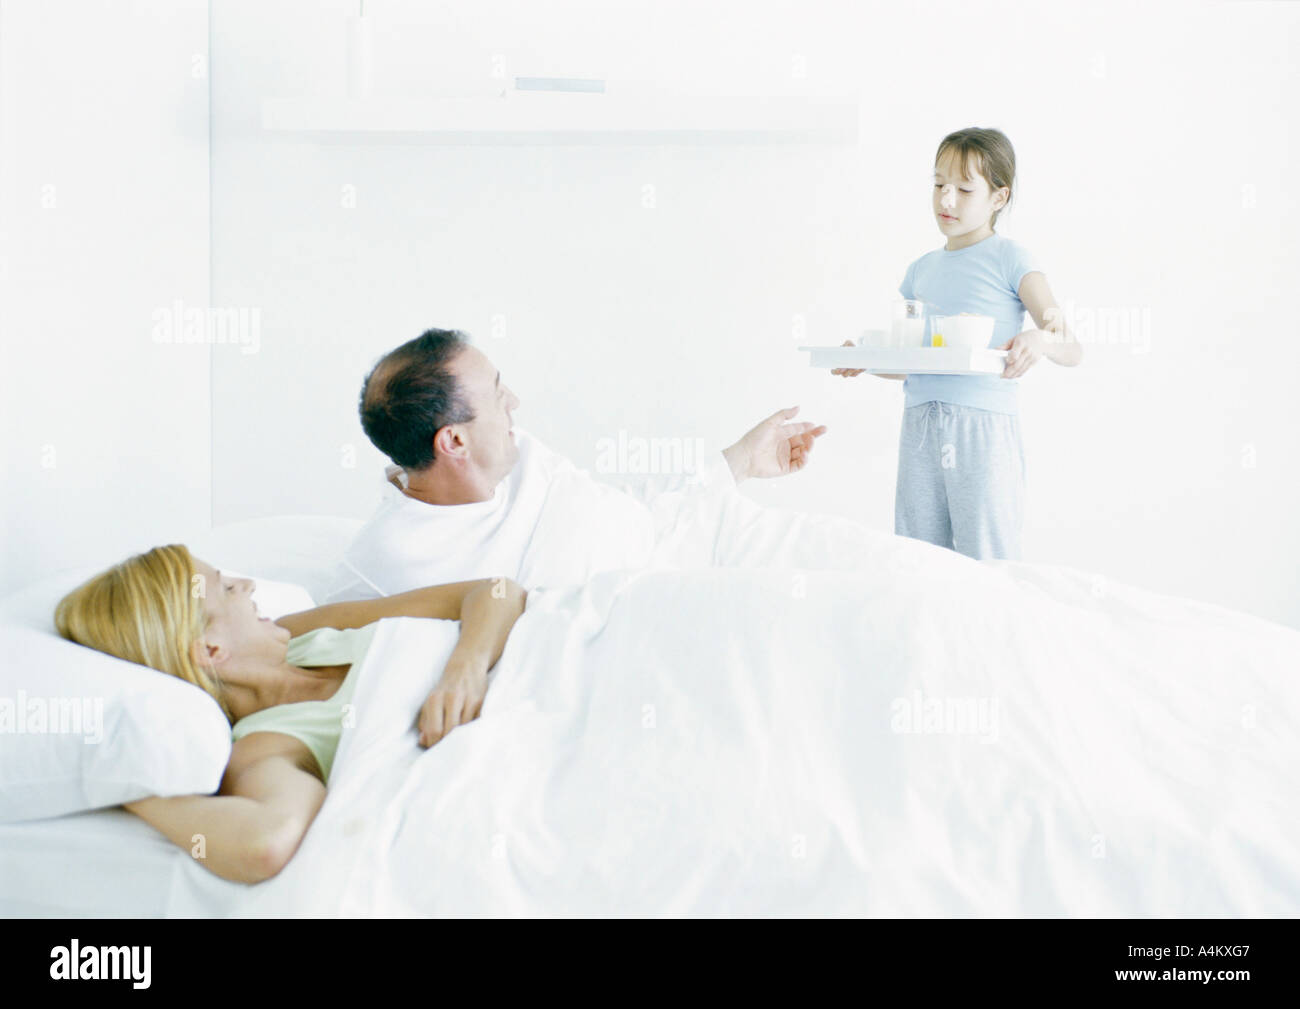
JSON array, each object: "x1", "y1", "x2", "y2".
[
  {"x1": 0, "y1": 625, "x2": 232, "y2": 823},
  {"x1": 0, "y1": 566, "x2": 317, "y2": 824},
  {"x1": 186, "y1": 515, "x2": 364, "y2": 603}
]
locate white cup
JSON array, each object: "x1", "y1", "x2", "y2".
[{"x1": 930, "y1": 313, "x2": 995, "y2": 349}]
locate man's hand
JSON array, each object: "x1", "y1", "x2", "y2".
[
  {"x1": 998, "y1": 329, "x2": 1046, "y2": 379},
  {"x1": 723, "y1": 406, "x2": 827, "y2": 482},
  {"x1": 417, "y1": 654, "x2": 488, "y2": 748}
]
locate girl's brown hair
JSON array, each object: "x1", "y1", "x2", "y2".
[{"x1": 935, "y1": 127, "x2": 1016, "y2": 230}]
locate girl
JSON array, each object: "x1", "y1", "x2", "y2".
[
  {"x1": 54, "y1": 545, "x2": 527, "y2": 883},
  {"x1": 835, "y1": 126, "x2": 1082, "y2": 560}
]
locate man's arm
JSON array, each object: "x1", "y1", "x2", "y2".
[
  {"x1": 592, "y1": 407, "x2": 827, "y2": 511},
  {"x1": 721, "y1": 407, "x2": 827, "y2": 482}
]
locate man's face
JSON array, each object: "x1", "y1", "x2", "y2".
[{"x1": 447, "y1": 345, "x2": 521, "y2": 486}]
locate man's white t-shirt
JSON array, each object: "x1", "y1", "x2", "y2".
[{"x1": 326, "y1": 427, "x2": 737, "y2": 600}]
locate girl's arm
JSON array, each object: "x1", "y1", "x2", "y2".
[
  {"x1": 831, "y1": 340, "x2": 905, "y2": 380},
  {"x1": 1019, "y1": 272, "x2": 1083, "y2": 366},
  {"x1": 123, "y1": 731, "x2": 326, "y2": 884}
]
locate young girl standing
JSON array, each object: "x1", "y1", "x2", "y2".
[{"x1": 836, "y1": 127, "x2": 1082, "y2": 560}]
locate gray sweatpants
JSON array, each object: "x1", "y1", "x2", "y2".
[{"x1": 895, "y1": 401, "x2": 1026, "y2": 561}]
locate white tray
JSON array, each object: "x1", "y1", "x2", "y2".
[{"x1": 800, "y1": 345, "x2": 1008, "y2": 375}]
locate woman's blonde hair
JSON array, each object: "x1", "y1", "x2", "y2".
[{"x1": 54, "y1": 544, "x2": 234, "y2": 723}]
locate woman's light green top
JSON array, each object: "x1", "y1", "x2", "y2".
[{"x1": 229, "y1": 624, "x2": 377, "y2": 783}]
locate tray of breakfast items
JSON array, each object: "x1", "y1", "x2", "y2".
[
  {"x1": 800, "y1": 345, "x2": 1008, "y2": 375},
  {"x1": 801, "y1": 309, "x2": 1007, "y2": 375}
]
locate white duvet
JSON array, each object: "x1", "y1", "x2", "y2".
[{"x1": 167, "y1": 535, "x2": 1300, "y2": 917}]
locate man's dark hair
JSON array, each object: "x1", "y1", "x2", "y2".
[{"x1": 359, "y1": 328, "x2": 474, "y2": 471}]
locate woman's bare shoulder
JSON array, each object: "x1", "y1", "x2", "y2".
[{"x1": 223, "y1": 731, "x2": 323, "y2": 789}]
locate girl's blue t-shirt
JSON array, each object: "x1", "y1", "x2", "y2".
[{"x1": 898, "y1": 232, "x2": 1039, "y2": 415}]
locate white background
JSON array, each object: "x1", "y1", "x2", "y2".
[
  {"x1": 3, "y1": 0, "x2": 1298, "y2": 629},
  {"x1": 1, "y1": 0, "x2": 210, "y2": 590}
]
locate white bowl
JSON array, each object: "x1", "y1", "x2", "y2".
[
  {"x1": 932, "y1": 313, "x2": 995, "y2": 350},
  {"x1": 858, "y1": 328, "x2": 891, "y2": 349}
]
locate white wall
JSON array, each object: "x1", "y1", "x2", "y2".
[
  {"x1": 204, "y1": 0, "x2": 1299, "y2": 628},
  {"x1": 0, "y1": 0, "x2": 211, "y2": 594}
]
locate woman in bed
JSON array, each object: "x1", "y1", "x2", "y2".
[{"x1": 53, "y1": 544, "x2": 527, "y2": 885}]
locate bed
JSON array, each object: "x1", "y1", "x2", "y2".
[{"x1": 2, "y1": 513, "x2": 1297, "y2": 917}]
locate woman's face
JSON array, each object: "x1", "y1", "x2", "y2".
[
  {"x1": 933, "y1": 149, "x2": 1006, "y2": 238},
  {"x1": 190, "y1": 558, "x2": 291, "y2": 673}
]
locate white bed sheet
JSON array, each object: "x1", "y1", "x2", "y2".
[
  {"x1": 0, "y1": 807, "x2": 248, "y2": 917},
  {"x1": 189, "y1": 560, "x2": 1291, "y2": 918},
  {"x1": 4, "y1": 511, "x2": 1298, "y2": 917}
]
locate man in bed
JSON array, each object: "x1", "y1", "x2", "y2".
[{"x1": 326, "y1": 327, "x2": 894, "y2": 603}]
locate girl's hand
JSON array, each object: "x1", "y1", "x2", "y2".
[
  {"x1": 417, "y1": 652, "x2": 488, "y2": 748},
  {"x1": 998, "y1": 329, "x2": 1046, "y2": 379},
  {"x1": 831, "y1": 339, "x2": 866, "y2": 377}
]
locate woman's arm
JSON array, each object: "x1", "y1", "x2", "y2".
[
  {"x1": 440, "y1": 577, "x2": 529, "y2": 673},
  {"x1": 417, "y1": 578, "x2": 529, "y2": 746},
  {"x1": 274, "y1": 577, "x2": 524, "y2": 638},
  {"x1": 279, "y1": 576, "x2": 529, "y2": 748},
  {"x1": 123, "y1": 732, "x2": 325, "y2": 884}
]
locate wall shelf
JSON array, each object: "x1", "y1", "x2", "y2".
[{"x1": 260, "y1": 93, "x2": 859, "y2": 144}]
